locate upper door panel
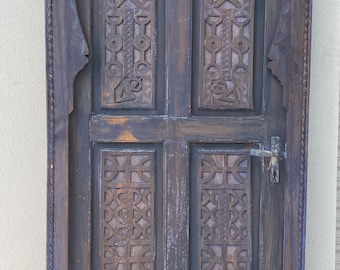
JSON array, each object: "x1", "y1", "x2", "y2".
[
  {"x1": 197, "y1": 0, "x2": 255, "y2": 110},
  {"x1": 94, "y1": 0, "x2": 165, "y2": 114}
]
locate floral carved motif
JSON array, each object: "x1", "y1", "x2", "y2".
[{"x1": 102, "y1": 0, "x2": 155, "y2": 109}]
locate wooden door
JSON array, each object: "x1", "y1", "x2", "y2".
[{"x1": 46, "y1": 0, "x2": 311, "y2": 269}]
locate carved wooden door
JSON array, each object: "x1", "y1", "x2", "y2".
[{"x1": 46, "y1": 0, "x2": 311, "y2": 269}]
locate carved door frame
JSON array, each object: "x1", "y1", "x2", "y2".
[{"x1": 45, "y1": 0, "x2": 312, "y2": 269}]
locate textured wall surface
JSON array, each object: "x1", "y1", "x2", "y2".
[
  {"x1": 0, "y1": 0, "x2": 339, "y2": 269},
  {"x1": 0, "y1": 1, "x2": 46, "y2": 269}
]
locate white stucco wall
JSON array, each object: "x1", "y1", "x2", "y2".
[
  {"x1": 0, "y1": 1, "x2": 46, "y2": 269},
  {"x1": 0, "y1": 0, "x2": 339, "y2": 269}
]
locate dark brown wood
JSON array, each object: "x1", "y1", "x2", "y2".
[
  {"x1": 198, "y1": 0, "x2": 254, "y2": 110},
  {"x1": 89, "y1": 116, "x2": 265, "y2": 142},
  {"x1": 68, "y1": 1, "x2": 92, "y2": 268},
  {"x1": 46, "y1": 0, "x2": 312, "y2": 269},
  {"x1": 190, "y1": 146, "x2": 253, "y2": 269},
  {"x1": 283, "y1": 0, "x2": 311, "y2": 268},
  {"x1": 101, "y1": 0, "x2": 156, "y2": 109},
  {"x1": 46, "y1": 0, "x2": 88, "y2": 269}
]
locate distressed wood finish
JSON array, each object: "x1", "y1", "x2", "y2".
[
  {"x1": 198, "y1": 0, "x2": 255, "y2": 110},
  {"x1": 46, "y1": 0, "x2": 312, "y2": 269},
  {"x1": 46, "y1": 0, "x2": 88, "y2": 269},
  {"x1": 191, "y1": 148, "x2": 252, "y2": 269},
  {"x1": 100, "y1": 150, "x2": 156, "y2": 269}
]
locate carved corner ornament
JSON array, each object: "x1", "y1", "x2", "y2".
[
  {"x1": 267, "y1": 0, "x2": 291, "y2": 109},
  {"x1": 61, "y1": 0, "x2": 89, "y2": 114},
  {"x1": 65, "y1": 0, "x2": 89, "y2": 113}
]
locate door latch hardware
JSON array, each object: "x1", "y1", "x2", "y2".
[{"x1": 250, "y1": 136, "x2": 285, "y2": 183}]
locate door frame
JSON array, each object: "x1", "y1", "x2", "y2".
[{"x1": 45, "y1": 0, "x2": 312, "y2": 269}]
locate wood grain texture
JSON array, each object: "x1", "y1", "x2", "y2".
[
  {"x1": 89, "y1": 116, "x2": 265, "y2": 142},
  {"x1": 283, "y1": 0, "x2": 311, "y2": 268},
  {"x1": 166, "y1": 0, "x2": 191, "y2": 117},
  {"x1": 47, "y1": 0, "x2": 89, "y2": 269},
  {"x1": 65, "y1": 0, "x2": 89, "y2": 114},
  {"x1": 267, "y1": 0, "x2": 291, "y2": 86}
]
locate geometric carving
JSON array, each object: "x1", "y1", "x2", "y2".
[
  {"x1": 197, "y1": 151, "x2": 251, "y2": 269},
  {"x1": 201, "y1": 0, "x2": 254, "y2": 110},
  {"x1": 100, "y1": 151, "x2": 155, "y2": 269},
  {"x1": 102, "y1": 0, "x2": 155, "y2": 108}
]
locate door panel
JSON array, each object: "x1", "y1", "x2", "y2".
[
  {"x1": 93, "y1": 0, "x2": 165, "y2": 114},
  {"x1": 92, "y1": 144, "x2": 163, "y2": 269},
  {"x1": 101, "y1": 0, "x2": 156, "y2": 109},
  {"x1": 196, "y1": 0, "x2": 255, "y2": 110},
  {"x1": 190, "y1": 145, "x2": 253, "y2": 269},
  {"x1": 192, "y1": 0, "x2": 265, "y2": 117}
]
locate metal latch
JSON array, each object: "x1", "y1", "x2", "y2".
[{"x1": 250, "y1": 136, "x2": 285, "y2": 183}]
